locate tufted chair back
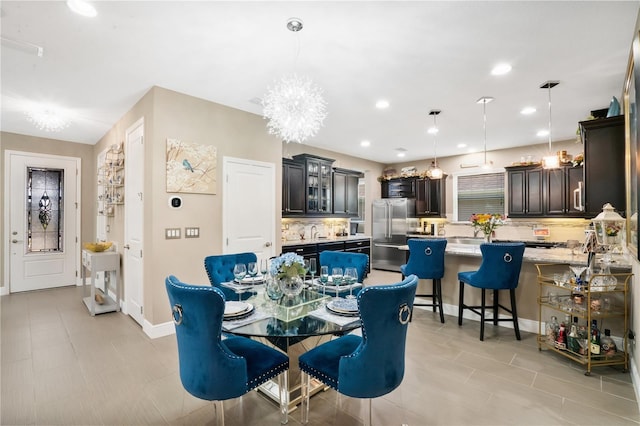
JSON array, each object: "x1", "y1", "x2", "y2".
[
  {"x1": 400, "y1": 238, "x2": 447, "y2": 279},
  {"x1": 204, "y1": 252, "x2": 257, "y2": 300},
  {"x1": 463, "y1": 243, "x2": 525, "y2": 290},
  {"x1": 318, "y1": 250, "x2": 369, "y2": 281}
]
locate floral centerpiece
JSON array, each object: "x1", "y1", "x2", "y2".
[
  {"x1": 270, "y1": 252, "x2": 306, "y2": 297},
  {"x1": 470, "y1": 213, "x2": 504, "y2": 242}
]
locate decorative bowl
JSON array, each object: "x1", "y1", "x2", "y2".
[{"x1": 83, "y1": 242, "x2": 113, "y2": 252}]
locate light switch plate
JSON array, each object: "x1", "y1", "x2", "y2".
[
  {"x1": 165, "y1": 228, "x2": 181, "y2": 239},
  {"x1": 185, "y1": 227, "x2": 200, "y2": 238}
]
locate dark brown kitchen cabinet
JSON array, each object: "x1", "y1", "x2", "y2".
[
  {"x1": 333, "y1": 168, "x2": 363, "y2": 217},
  {"x1": 544, "y1": 165, "x2": 584, "y2": 216},
  {"x1": 580, "y1": 115, "x2": 626, "y2": 216},
  {"x1": 415, "y1": 176, "x2": 447, "y2": 217},
  {"x1": 381, "y1": 177, "x2": 416, "y2": 198},
  {"x1": 282, "y1": 159, "x2": 305, "y2": 216},
  {"x1": 507, "y1": 166, "x2": 544, "y2": 217},
  {"x1": 292, "y1": 154, "x2": 334, "y2": 215}
]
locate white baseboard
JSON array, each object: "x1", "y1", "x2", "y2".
[
  {"x1": 144, "y1": 319, "x2": 175, "y2": 339},
  {"x1": 0, "y1": 285, "x2": 8, "y2": 296}
]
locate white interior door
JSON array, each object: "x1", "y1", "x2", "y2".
[
  {"x1": 124, "y1": 118, "x2": 144, "y2": 326},
  {"x1": 5, "y1": 151, "x2": 80, "y2": 292},
  {"x1": 223, "y1": 157, "x2": 276, "y2": 260}
]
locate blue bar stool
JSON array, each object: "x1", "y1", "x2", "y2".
[
  {"x1": 400, "y1": 238, "x2": 447, "y2": 323},
  {"x1": 457, "y1": 242, "x2": 525, "y2": 341}
]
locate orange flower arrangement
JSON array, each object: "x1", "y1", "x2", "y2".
[{"x1": 470, "y1": 213, "x2": 504, "y2": 237}]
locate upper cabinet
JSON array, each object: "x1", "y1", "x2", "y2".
[
  {"x1": 580, "y1": 115, "x2": 625, "y2": 216},
  {"x1": 507, "y1": 166, "x2": 544, "y2": 217},
  {"x1": 292, "y1": 154, "x2": 335, "y2": 216},
  {"x1": 282, "y1": 159, "x2": 305, "y2": 216},
  {"x1": 381, "y1": 177, "x2": 416, "y2": 198},
  {"x1": 333, "y1": 167, "x2": 363, "y2": 217},
  {"x1": 544, "y1": 165, "x2": 584, "y2": 216},
  {"x1": 415, "y1": 176, "x2": 447, "y2": 217}
]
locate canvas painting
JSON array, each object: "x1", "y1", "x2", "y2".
[{"x1": 166, "y1": 138, "x2": 217, "y2": 194}]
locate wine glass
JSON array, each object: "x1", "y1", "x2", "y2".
[
  {"x1": 265, "y1": 276, "x2": 283, "y2": 314},
  {"x1": 260, "y1": 258, "x2": 269, "y2": 279},
  {"x1": 331, "y1": 267, "x2": 343, "y2": 298},
  {"x1": 569, "y1": 264, "x2": 587, "y2": 290},
  {"x1": 344, "y1": 267, "x2": 358, "y2": 299},
  {"x1": 309, "y1": 258, "x2": 317, "y2": 285},
  {"x1": 247, "y1": 262, "x2": 258, "y2": 283},
  {"x1": 233, "y1": 263, "x2": 247, "y2": 282},
  {"x1": 320, "y1": 265, "x2": 329, "y2": 301}
]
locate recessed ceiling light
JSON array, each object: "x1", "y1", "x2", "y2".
[
  {"x1": 427, "y1": 126, "x2": 438, "y2": 135},
  {"x1": 67, "y1": 0, "x2": 97, "y2": 17},
  {"x1": 521, "y1": 107, "x2": 536, "y2": 115},
  {"x1": 491, "y1": 63, "x2": 512, "y2": 76},
  {"x1": 457, "y1": 143, "x2": 467, "y2": 149},
  {"x1": 360, "y1": 140, "x2": 371, "y2": 147},
  {"x1": 375, "y1": 100, "x2": 390, "y2": 109},
  {"x1": 397, "y1": 152, "x2": 405, "y2": 158},
  {"x1": 537, "y1": 129, "x2": 550, "y2": 137}
]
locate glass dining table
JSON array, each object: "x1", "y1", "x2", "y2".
[{"x1": 221, "y1": 282, "x2": 362, "y2": 409}]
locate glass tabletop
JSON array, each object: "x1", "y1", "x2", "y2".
[{"x1": 222, "y1": 287, "x2": 361, "y2": 339}]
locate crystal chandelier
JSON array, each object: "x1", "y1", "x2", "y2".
[
  {"x1": 24, "y1": 105, "x2": 71, "y2": 132},
  {"x1": 426, "y1": 110, "x2": 443, "y2": 179},
  {"x1": 263, "y1": 18, "x2": 327, "y2": 143},
  {"x1": 541, "y1": 80, "x2": 560, "y2": 169}
]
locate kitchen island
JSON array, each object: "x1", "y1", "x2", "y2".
[{"x1": 398, "y1": 238, "x2": 632, "y2": 333}]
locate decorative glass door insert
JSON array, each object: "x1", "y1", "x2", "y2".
[{"x1": 27, "y1": 167, "x2": 64, "y2": 253}]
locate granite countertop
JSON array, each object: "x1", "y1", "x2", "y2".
[
  {"x1": 398, "y1": 243, "x2": 632, "y2": 270},
  {"x1": 282, "y1": 235, "x2": 371, "y2": 247}
]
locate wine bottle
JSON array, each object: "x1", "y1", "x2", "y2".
[{"x1": 590, "y1": 319, "x2": 601, "y2": 355}]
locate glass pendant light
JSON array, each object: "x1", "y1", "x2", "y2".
[
  {"x1": 477, "y1": 97, "x2": 494, "y2": 169},
  {"x1": 541, "y1": 80, "x2": 560, "y2": 168},
  {"x1": 426, "y1": 109, "x2": 443, "y2": 179}
]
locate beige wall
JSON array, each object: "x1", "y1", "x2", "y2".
[{"x1": 0, "y1": 132, "x2": 95, "y2": 289}]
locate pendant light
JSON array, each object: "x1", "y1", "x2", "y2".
[
  {"x1": 477, "y1": 96, "x2": 494, "y2": 169},
  {"x1": 262, "y1": 18, "x2": 327, "y2": 144},
  {"x1": 541, "y1": 80, "x2": 560, "y2": 169},
  {"x1": 426, "y1": 109, "x2": 443, "y2": 179}
]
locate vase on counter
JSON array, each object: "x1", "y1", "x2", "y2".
[{"x1": 483, "y1": 232, "x2": 493, "y2": 243}]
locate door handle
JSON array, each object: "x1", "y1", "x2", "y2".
[
  {"x1": 265, "y1": 242, "x2": 272, "y2": 247},
  {"x1": 123, "y1": 244, "x2": 130, "y2": 250},
  {"x1": 11, "y1": 239, "x2": 23, "y2": 244}
]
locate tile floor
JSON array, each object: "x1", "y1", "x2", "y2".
[{"x1": 2, "y1": 270, "x2": 639, "y2": 425}]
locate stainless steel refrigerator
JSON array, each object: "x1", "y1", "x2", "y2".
[{"x1": 371, "y1": 198, "x2": 415, "y2": 271}]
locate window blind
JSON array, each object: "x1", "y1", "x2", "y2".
[{"x1": 457, "y1": 172, "x2": 505, "y2": 221}]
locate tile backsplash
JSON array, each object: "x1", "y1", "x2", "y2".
[{"x1": 281, "y1": 218, "x2": 350, "y2": 242}]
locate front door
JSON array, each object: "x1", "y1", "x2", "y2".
[
  {"x1": 6, "y1": 151, "x2": 80, "y2": 292},
  {"x1": 222, "y1": 157, "x2": 276, "y2": 260}
]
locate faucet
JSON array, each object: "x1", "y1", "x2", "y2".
[{"x1": 310, "y1": 225, "x2": 318, "y2": 240}]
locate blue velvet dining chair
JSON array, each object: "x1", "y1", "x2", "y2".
[
  {"x1": 298, "y1": 274, "x2": 418, "y2": 425},
  {"x1": 318, "y1": 250, "x2": 369, "y2": 297},
  {"x1": 165, "y1": 275, "x2": 289, "y2": 425},
  {"x1": 204, "y1": 252, "x2": 257, "y2": 301},
  {"x1": 458, "y1": 242, "x2": 525, "y2": 341},
  {"x1": 400, "y1": 238, "x2": 447, "y2": 323}
]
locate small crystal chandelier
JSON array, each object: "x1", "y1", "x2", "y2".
[
  {"x1": 477, "y1": 96, "x2": 494, "y2": 169},
  {"x1": 263, "y1": 18, "x2": 327, "y2": 143},
  {"x1": 24, "y1": 105, "x2": 71, "y2": 132},
  {"x1": 541, "y1": 80, "x2": 560, "y2": 169},
  {"x1": 426, "y1": 110, "x2": 443, "y2": 179}
]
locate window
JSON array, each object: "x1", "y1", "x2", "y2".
[{"x1": 454, "y1": 171, "x2": 505, "y2": 221}]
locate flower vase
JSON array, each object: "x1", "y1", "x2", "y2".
[
  {"x1": 279, "y1": 275, "x2": 304, "y2": 298},
  {"x1": 484, "y1": 233, "x2": 493, "y2": 243}
]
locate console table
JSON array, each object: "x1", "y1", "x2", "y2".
[{"x1": 81, "y1": 249, "x2": 121, "y2": 315}]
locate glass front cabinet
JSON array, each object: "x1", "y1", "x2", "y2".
[{"x1": 293, "y1": 154, "x2": 334, "y2": 215}]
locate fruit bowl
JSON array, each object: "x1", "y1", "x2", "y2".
[{"x1": 83, "y1": 242, "x2": 113, "y2": 252}]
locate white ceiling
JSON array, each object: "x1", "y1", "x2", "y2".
[{"x1": 1, "y1": 1, "x2": 638, "y2": 164}]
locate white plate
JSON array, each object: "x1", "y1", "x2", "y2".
[
  {"x1": 327, "y1": 298, "x2": 358, "y2": 314},
  {"x1": 224, "y1": 301, "x2": 253, "y2": 317},
  {"x1": 234, "y1": 275, "x2": 264, "y2": 284}
]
